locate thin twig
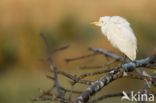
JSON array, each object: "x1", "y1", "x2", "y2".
[
  {"x1": 46, "y1": 71, "x2": 93, "y2": 85},
  {"x1": 89, "y1": 47, "x2": 124, "y2": 62},
  {"x1": 40, "y1": 33, "x2": 63, "y2": 100},
  {"x1": 78, "y1": 67, "x2": 118, "y2": 80},
  {"x1": 51, "y1": 44, "x2": 70, "y2": 54},
  {"x1": 79, "y1": 60, "x2": 116, "y2": 69},
  {"x1": 65, "y1": 53, "x2": 98, "y2": 63}
]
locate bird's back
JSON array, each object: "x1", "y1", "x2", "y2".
[{"x1": 101, "y1": 16, "x2": 137, "y2": 60}]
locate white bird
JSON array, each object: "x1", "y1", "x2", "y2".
[{"x1": 92, "y1": 16, "x2": 137, "y2": 61}]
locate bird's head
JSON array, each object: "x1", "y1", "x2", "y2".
[{"x1": 91, "y1": 16, "x2": 111, "y2": 27}]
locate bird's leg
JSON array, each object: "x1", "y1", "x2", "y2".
[
  {"x1": 122, "y1": 54, "x2": 131, "y2": 63},
  {"x1": 127, "y1": 57, "x2": 151, "y2": 85},
  {"x1": 122, "y1": 55, "x2": 146, "y2": 77},
  {"x1": 124, "y1": 56, "x2": 147, "y2": 77}
]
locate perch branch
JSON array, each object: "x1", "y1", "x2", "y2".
[
  {"x1": 75, "y1": 68, "x2": 123, "y2": 103},
  {"x1": 75, "y1": 55, "x2": 156, "y2": 103}
]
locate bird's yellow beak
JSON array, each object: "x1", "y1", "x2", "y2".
[{"x1": 91, "y1": 21, "x2": 101, "y2": 26}]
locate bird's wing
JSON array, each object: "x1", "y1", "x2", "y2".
[{"x1": 101, "y1": 22, "x2": 137, "y2": 60}]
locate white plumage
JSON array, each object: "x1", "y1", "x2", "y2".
[{"x1": 92, "y1": 16, "x2": 137, "y2": 60}]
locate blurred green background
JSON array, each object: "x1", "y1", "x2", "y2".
[{"x1": 0, "y1": 0, "x2": 156, "y2": 103}]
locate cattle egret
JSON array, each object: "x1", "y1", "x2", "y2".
[{"x1": 92, "y1": 16, "x2": 137, "y2": 61}]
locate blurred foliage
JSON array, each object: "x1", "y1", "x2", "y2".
[
  {"x1": 0, "y1": 0, "x2": 156, "y2": 103},
  {"x1": 0, "y1": 39, "x2": 18, "y2": 73},
  {"x1": 56, "y1": 15, "x2": 96, "y2": 42}
]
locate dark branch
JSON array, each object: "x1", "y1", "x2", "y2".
[
  {"x1": 35, "y1": 36, "x2": 156, "y2": 103},
  {"x1": 89, "y1": 47, "x2": 124, "y2": 62},
  {"x1": 121, "y1": 55, "x2": 156, "y2": 72},
  {"x1": 51, "y1": 44, "x2": 70, "y2": 54},
  {"x1": 75, "y1": 68, "x2": 123, "y2": 103},
  {"x1": 78, "y1": 67, "x2": 117, "y2": 80},
  {"x1": 65, "y1": 53, "x2": 98, "y2": 63},
  {"x1": 75, "y1": 55, "x2": 156, "y2": 103},
  {"x1": 46, "y1": 71, "x2": 94, "y2": 85},
  {"x1": 40, "y1": 33, "x2": 63, "y2": 100},
  {"x1": 79, "y1": 60, "x2": 116, "y2": 69}
]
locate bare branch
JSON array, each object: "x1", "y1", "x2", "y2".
[
  {"x1": 78, "y1": 67, "x2": 118, "y2": 80},
  {"x1": 65, "y1": 53, "x2": 98, "y2": 63},
  {"x1": 75, "y1": 55, "x2": 156, "y2": 103},
  {"x1": 51, "y1": 44, "x2": 70, "y2": 54},
  {"x1": 40, "y1": 33, "x2": 63, "y2": 100},
  {"x1": 89, "y1": 47, "x2": 124, "y2": 62},
  {"x1": 121, "y1": 55, "x2": 156, "y2": 72},
  {"x1": 79, "y1": 60, "x2": 116, "y2": 69},
  {"x1": 46, "y1": 71, "x2": 94, "y2": 85},
  {"x1": 75, "y1": 68, "x2": 123, "y2": 103},
  {"x1": 34, "y1": 36, "x2": 156, "y2": 103}
]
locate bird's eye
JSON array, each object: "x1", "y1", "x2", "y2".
[{"x1": 101, "y1": 21, "x2": 105, "y2": 25}]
